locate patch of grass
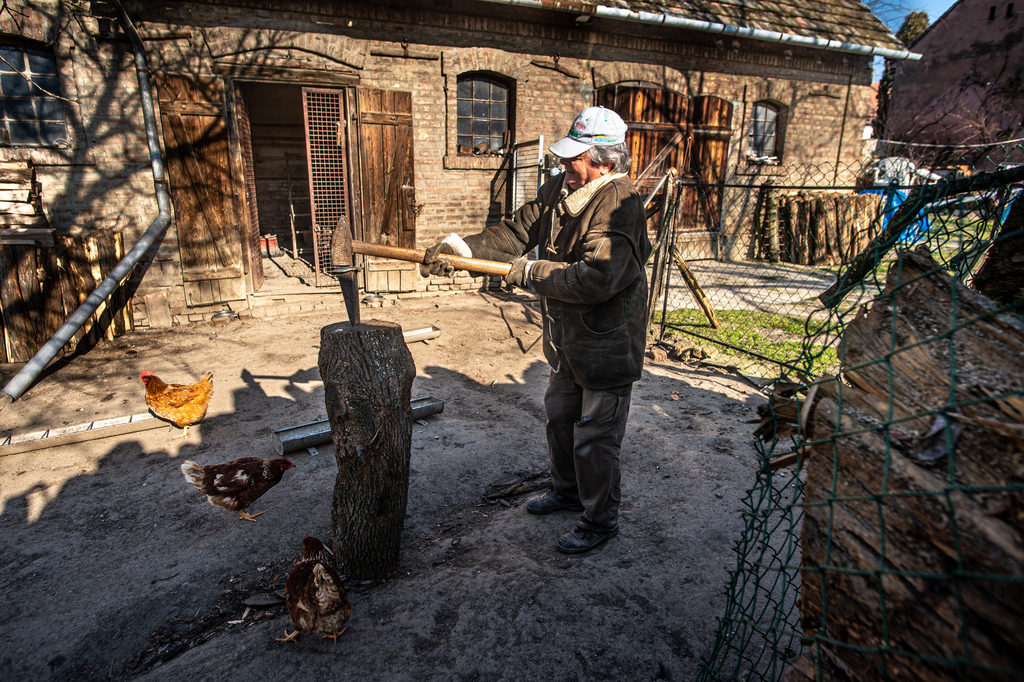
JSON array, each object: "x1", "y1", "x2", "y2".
[{"x1": 656, "y1": 307, "x2": 839, "y2": 375}]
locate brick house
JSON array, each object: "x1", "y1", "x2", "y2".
[
  {"x1": 0, "y1": 0, "x2": 907, "y2": 340},
  {"x1": 888, "y1": 0, "x2": 1024, "y2": 153}
]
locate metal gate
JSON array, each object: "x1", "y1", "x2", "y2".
[{"x1": 301, "y1": 87, "x2": 352, "y2": 287}]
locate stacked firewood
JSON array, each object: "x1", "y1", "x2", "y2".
[
  {"x1": 784, "y1": 248, "x2": 1024, "y2": 681},
  {"x1": 0, "y1": 160, "x2": 53, "y2": 246}
]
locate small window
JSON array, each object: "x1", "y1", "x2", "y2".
[
  {"x1": 989, "y1": 6, "x2": 997, "y2": 19},
  {"x1": 748, "y1": 101, "x2": 780, "y2": 160},
  {"x1": 456, "y1": 74, "x2": 510, "y2": 154},
  {"x1": 1008, "y1": 3, "x2": 1015, "y2": 16},
  {"x1": 0, "y1": 43, "x2": 68, "y2": 146}
]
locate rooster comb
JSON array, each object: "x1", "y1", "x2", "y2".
[{"x1": 140, "y1": 370, "x2": 154, "y2": 379}]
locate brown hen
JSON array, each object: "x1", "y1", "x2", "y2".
[
  {"x1": 277, "y1": 536, "x2": 352, "y2": 643},
  {"x1": 180, "y1": 457, "x2": 294, "y2": 521},
  {"x1": 140, "y1": 370, "x2": 213, "y2": 438}
]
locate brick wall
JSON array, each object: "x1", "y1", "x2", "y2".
[{"x1": 2, "y1": 0, "x2": 879, "y2": 326}]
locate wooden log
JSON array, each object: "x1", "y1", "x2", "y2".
[
  {"x1": 810, "y1": 196, "x2": 826, "y2": 264},
  {"x1": 823, "y1": 195, "x2": 840, "y2": 265},
  {"x1": 766, "y1": 186, "x2": 780, "y2": 263},
  {"x1": 795, "y1": 194, "x2": 810, "y2": 265},
  {"x1": 782, "y1": 196, "x2": 796, "y2": 263},
  {"x1": 971, "y1": 192, "x2": 1024, "y2": 306},
  {"x1": 672, "y1": 246, "x2": 721, "y2": 329},
  {"x1": 319, "y1": 320, "x2": 416, "y2": 581},
  {"x1": 800, "y1": 248, "x2": 1024, "y2": 681}
]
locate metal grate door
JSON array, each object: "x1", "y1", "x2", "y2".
[{"x1": 301, "y1": 88, "x2": 352, "y2": 287}]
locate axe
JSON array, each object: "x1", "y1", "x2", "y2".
[{"x1": 331, "y1": 219, "x2": 513, "y2": 326}]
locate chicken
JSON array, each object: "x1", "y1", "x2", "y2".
[
  {"x1": 140, "y1": 370, "x2": 214, "y2": 438},
  {"x1": 276, "y1": 536, "x2": 352, "y2": 643},
  {"x1": 180, "y1": 457, "x2": 294, "y2": 521}
]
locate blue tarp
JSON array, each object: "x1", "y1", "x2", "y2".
[{"x1": 859, "y1": 187, "x2": 931, "y2": 244}]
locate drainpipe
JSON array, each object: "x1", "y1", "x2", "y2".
[
  {"x1": 0, "y1": 0, "x2": 172, "y2": 410},
  {"x1": 477, "y1": 0, "x2": 922, "y2": 61}
]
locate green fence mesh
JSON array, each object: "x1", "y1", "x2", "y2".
[{"x1": 644, "y1": 140, "x2": 1024, "y2": 681}]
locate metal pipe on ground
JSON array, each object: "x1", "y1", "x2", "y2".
[
  {"x1": 273, "y1": 396, "x2": 445, "y2": 455},
  {"x1": 0, "y1": 0, "x2": 172, "y2": 410}
]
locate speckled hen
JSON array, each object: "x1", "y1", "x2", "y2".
[
  {"x1": 277, "y1": 536, "x2": 352, "y2": 644},
  {"x1": 179, "y1": 457, "x2": 294, "y2": 521}
]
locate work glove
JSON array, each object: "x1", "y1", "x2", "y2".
[
  {"x1": 420, "y1": 234, "x2": 472, "y2": 278},
  {"x1": 503, "y1": 256, "x2": 532, "y2": 291}
]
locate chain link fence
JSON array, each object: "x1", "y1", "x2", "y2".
[{"x1": 675, "y1": 139, "x2": 1024, "y2": 682}]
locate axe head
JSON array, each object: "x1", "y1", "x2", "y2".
[{"x1": 330, "y1": 215, "x2": 360, "y2": 326}]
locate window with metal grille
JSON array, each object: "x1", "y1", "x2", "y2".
[
  {"x1": 456, "y1": 74, "x2": 511, "y2": 154},
  {"x1": 748, "y1": 101, "x2": 780, "y2": 161},
  {"x1": 0, "y1": 43, "x2": 68, "y2": 147}
]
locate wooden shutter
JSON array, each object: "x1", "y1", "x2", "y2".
[
  {"x1": 157, "y1": 74, "x2": 246, "y2": 305},
  {"x1": 233, "y1": 85, "x2": 264, "y2": 291},
  {"x1": 689, "y1": 96, "x2": 733, "y2": 233},
  {"x1": 597, "y1": 86, "x2": 689, "y2": 194},
  {"x1": 355, "y1": 88, "x2": 417, "y2": 293}
]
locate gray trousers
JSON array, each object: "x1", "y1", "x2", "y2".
[{"x1": 544, "y1": 366, "x2": 633, "y2": 532}]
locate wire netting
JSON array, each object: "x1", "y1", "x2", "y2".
[{"x1": 644, "y1": 140, "x2": 1024, "y2": 682}]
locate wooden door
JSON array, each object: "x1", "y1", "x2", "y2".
[
  {"x1": 688, "y1": 96, "x2": 733, "y2": 233},
  {"x1": 597, "y1": 86, "x2": 689, "y2": 194},
  {"x1": 355, "y1": 88, "x2": 417, "y2": 293},
  {"x1": 157, "y1": 74, "x2": 246, "y2": 304},
  {"x1": 233, "y1": 85, "x2": 264, "y2": 291}
]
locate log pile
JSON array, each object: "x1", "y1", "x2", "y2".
[
  {"x1": 0, "y1": 161, "x2": 53, "y2": 246},
  {"x1": 791, "y1": 248, "x2": 1024, "y2": 681},
  {"x1": 758, "y1": 191, "x2": 882, "y2": 266}
]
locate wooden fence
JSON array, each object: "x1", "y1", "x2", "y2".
[
  {"x1": 0, "y1": 234, "x2": 134, "y2": 363},
  {"x1": 756, "y1": 190, "x2": 884, "y2": 266}
]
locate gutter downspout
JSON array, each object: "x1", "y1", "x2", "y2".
[
  {"x1": 477, "y1": 0, "x2": 922, "y2": 61},
  {"x1": 0, "y1": 0, "x2": 172, "y2": 410}
]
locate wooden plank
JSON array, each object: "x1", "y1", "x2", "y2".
[
  {"x1": 671, "y1": 246, "x2": 722, "y2": 329},
  {"x1": 0, "y1": 202, "x2": 38, "y2": 215},
  {"x1": 157, "y1": 101, "x2": 222, "y2": 117},
  {"x1": 14, "y1": 246, "x2": 44, "y2": 355},
  {"x1": 38, "y1": 247, "x2": 65, "y2": 346},
  {"x1": 0, "y1": 227, "x2": 54, "y2": 246},
  {"x1": 359, "y1": 111, "x2": 412, "y2": 126},
  {"x1": 0, "y1": 214, "x2": 48, "y2": 227},
  {"x1": 0, "y1": 168, "x2": 33, "y2": 183},
  {"x1": 0, "y1": 161, "x2": 30, "y2": 171},
  {"x1": 0, "y1": 247, "x2": 34, "y2": 361},
  {"x1": 0, "y1": 189, "x2": 31, "y2": 202},
  {"x1": 61, "y1": 236, "x2": 99, "y2": 347}
]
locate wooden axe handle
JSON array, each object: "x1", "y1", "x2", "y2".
[{"x1": 352, "y1": 240, "x2": 513, "y2": 276}]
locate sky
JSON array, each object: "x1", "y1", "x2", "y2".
[{"x1": 871, "y1": 0, "x2": 959, "y2": 79}]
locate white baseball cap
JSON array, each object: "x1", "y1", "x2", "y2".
[{"x1": 548, "y1": 106, "x2": 628, "y2": 159}]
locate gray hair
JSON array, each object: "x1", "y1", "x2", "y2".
[{"x1": 587, "y1": 143, "x2": 632, "y2": 174}]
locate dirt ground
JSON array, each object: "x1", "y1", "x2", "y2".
[{"x1": 0, "y1": 289, "x2": 767, "y2": 681}]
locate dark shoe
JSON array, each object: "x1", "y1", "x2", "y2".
[
  {"x1": 557, "y1": 525, "x2": 618, "y2": 554},
  {"x1": 526, "y1": 490, "x2": 585, "y2": 515}
]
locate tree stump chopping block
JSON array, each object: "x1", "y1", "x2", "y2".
[{"x1": 319, "y1": 320, "x2": 416, "y2": 580}]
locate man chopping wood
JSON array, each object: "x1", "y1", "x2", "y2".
[{"x1": 422, "y1": 107, "x2": 651, "y2": 553}]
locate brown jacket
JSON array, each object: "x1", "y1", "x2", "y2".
[{"x1": 463, "y1": 174, "x2": 651, "y2": 389}]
